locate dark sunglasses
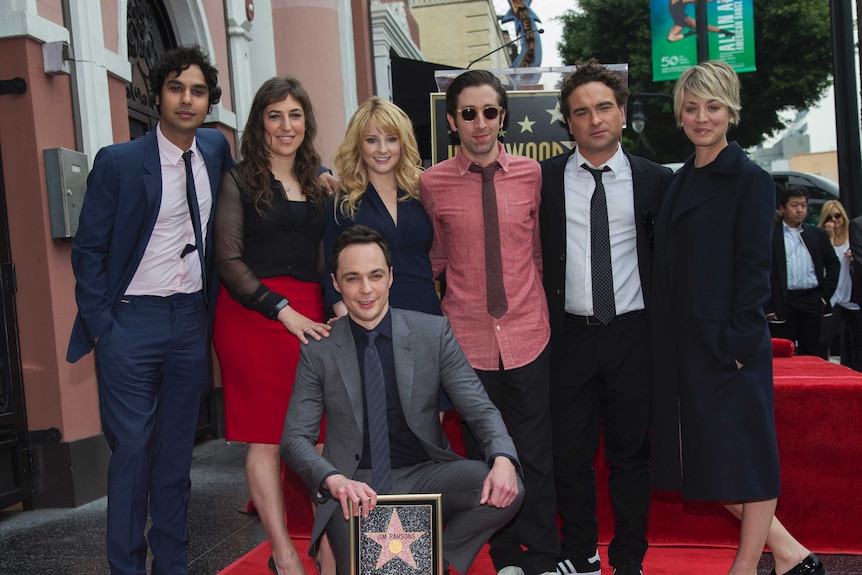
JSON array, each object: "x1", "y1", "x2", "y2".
[
  {"x1": 454, "y1": 106, "x2": 504, "y2": 122},
  {"x1": 825, "y1": 213, "x2": 843, "y2": 222}
]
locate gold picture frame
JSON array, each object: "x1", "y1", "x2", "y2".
[{"x1": 349, "y1": 493, "x2": 443, "y2": 575}]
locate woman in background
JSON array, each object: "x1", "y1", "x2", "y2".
[
  {"x1": 213, "y1": 76, "x2": 331, "y2": 575},
  {"x1": 817, "y1": 199, "x2": 862, "y2": 370},
  {"x1": 650, "y1": 61, "x2": 825, "y2": 575},
  {"x1": 323, "y1": 97, "x2": 441, "y2": 319}
]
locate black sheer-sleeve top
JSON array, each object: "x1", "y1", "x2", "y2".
[{"x1": 214, "y1": 168, "x2": 324, "y2": 319}]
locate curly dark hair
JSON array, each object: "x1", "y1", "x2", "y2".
[
  {"x1": 559, "y1": 58, "x2": 629, "y2": 118},
  {"x1": 237, "y1": 76, "x2": 326, "y2": 214},
  {"x1": 149, "y1": 45, "x2": 222, "y2": 113}
]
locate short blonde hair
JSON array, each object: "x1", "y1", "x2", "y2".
[
  {"x1": 673, "y1": 60, "x2": 741, "y2": 126},
  {"x1": 332, "y1": 97, "x2": 422, "y2": 220}
]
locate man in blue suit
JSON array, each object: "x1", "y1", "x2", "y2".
[{"x1": 67, "y1": 45, "x2": 233, "y2": 575}]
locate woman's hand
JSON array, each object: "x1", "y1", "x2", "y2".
[
  {"x1": 277, "y1": 305, "x2": 332, "y2": 344},
  {"x1": 319, "y1": 171, "x2": 340, "y2": 195},
  {"x1": 328, "y1": 301, "x2": 348, "y2": 324}
]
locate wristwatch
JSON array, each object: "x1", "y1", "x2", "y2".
[{"x1": 274, "y1": 298, "x2": 290, "y2": 314}]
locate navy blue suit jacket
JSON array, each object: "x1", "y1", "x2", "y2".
[{"x1": 67, "y1": 128, "x2": 233, "y2": 363}]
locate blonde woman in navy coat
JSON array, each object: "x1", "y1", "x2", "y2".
[{"x1": 651, "y1": 61, "x2": 825, "y2": 575}]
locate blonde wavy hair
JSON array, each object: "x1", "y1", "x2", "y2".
[{"x1": 332, "y1": 97, "x2": 422, "y2": 220}]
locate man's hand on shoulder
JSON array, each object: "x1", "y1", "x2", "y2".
[
  {"x1": 480, "y1": 456, "x2": 519, "y2": 509},
  {"x1": 325, "y1": 473, "x2": 378, "y2": 519}
]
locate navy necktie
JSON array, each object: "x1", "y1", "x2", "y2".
[
  {"x1": 583, "y1": 164, "x2": 615, "y2": 324},
  {"x1": 469, "y1": 162, "x2": 508, "y2": 318},
  {"x1": 363, "y1": 331, "x2": 392, "y2": 494},
  {"x1": 182, "y1": 150, "x2": 207, "y2": 302}
]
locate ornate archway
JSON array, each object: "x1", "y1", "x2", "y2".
[{"x1": 126, "y1": 0, "x2": 177, "y2": 139}]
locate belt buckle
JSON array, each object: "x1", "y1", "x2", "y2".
[{"x1": 585, "y1": 315, "x2": 602, "y2": 326}]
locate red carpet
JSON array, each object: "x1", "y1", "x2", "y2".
[{"x1": 218, "y1": 538, "x2": 739, "y2": 575}]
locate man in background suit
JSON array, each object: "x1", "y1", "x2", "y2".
[
  {"x1": 766, "y1": 186, "x2": 839, "y2": 356},
  {"x1": 281, "y1": 226, "x2": 524, "y2": 575},
  {"x1": 539, "y1": 59, "x2": 671, "y2": 575},
  {"x1": 67, "y1": 46, "x2": 233, "y2": 574}
]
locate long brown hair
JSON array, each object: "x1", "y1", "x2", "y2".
[{"x1": 237, "y1": 76, "x2": 326, "y2": 214}]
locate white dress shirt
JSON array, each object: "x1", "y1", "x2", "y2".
[
  {"x1": 782, "y1": 222, "x2": 818, "y2": 291},
  {"x1": 125, "y1": 123, "x2": 213, "y2": 297},
  {"x1": 564, "y1": 145, "x2": 644, "y2": 316}
]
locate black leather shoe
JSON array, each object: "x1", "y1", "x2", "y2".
[
  {"x1": 770, "y1": 553, "x2": 826, "y2": 575},
  {"x1": 268, "y1": 555, "x2": 280, "y2": 575}
]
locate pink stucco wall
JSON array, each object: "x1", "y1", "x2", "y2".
[
  {"x1": 0, "y1": 38, "x2": 101, "y2": 442},
  {"x1": 271, "y1": 0, "x2": 346, "y2": 165}
]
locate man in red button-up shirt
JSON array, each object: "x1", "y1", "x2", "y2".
[{"x1": 420, "y1": 70, "x2": 558, "y2": 575}]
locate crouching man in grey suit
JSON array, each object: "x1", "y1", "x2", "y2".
[{"x1": 281, "y1": 225, "x2": 525, "y2": 574}]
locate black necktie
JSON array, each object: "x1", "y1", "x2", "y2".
[
  {"x1": 363, "y1": 331, "x2": 392, "y2": 494},
  {"x1": 583, "y1": 164, "x2": 616, "y2": 324},
  {"x1": 182, "y1": 150, "x2": 207, "y2": 302},
  {"x1": 469, "y1": 162, "x2": 508, "y2": 318}
]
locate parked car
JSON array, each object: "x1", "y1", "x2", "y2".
[{"x1": 770, "y1": 171, "x2": 840, "y2": 225}]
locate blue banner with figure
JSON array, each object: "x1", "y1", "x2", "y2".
[{"x1": 650, "y1": 0, "x2": 756, "y2": 82}]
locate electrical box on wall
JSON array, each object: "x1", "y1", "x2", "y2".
[{"x1": 44, "y1": 148, "x2": 88, "y2": 239}]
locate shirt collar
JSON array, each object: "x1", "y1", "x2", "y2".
[
  {"x1": 349, "y1": 308, "x2": 393, "y2": 342},
  {"x1": 156, "y1": 122, "x2": 199, "y2": 166},
  {"x1": 454, "y1": 141, "x2": 509, "y2": 176},
  {"x1": 783, "y1": 220, "x2": 803, "y2": 233},
  {"x1": 573, "y1": 142, "x2": 624, "y2": 176}
]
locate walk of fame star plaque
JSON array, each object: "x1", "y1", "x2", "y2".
[{"x1": 349, "y1": 494, "x2": 443, "y2": 575}]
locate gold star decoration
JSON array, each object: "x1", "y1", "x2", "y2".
[
  {"x1": 517, "y1": 116, "x2": 536, "y2": 133},
  {"x1": 365, "y1": 509, "x2": 425, "y2": 569},
  {"x1": 546, "y1": 103, "x2": 565, "y2": 125}
]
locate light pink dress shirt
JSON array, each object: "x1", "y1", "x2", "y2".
[
  {"x1": 125, "y1": 124, "x2": 213, "y2": 297},
  {"x1": 420, "y1": 143, "x2": 550, "y2": 371}
]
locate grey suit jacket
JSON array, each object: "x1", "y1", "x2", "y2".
[{"x1": 281, "y1": 308, "x2": 518, "y2": 542}]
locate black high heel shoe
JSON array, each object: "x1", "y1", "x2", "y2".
[
  {"x1": 268, "y1": 555, "x2": 281, "y2": 575},
  {"x1": 770, "y1": 553, "x2": 826, "y2": 575}
]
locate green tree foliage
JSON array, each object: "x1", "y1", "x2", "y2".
[{"x1": 557, "y1": 0, "x2": 833, "y2": 163}]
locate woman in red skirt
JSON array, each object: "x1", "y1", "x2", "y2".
[{"x1": 213, "y1": 76, "x2": 331, "y2": 575}]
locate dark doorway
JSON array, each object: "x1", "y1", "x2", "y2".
[
  {"x1": 391, "y1": 54, "x2": 459, "y2": 165},
  {"x1": 126, "y1": 0, "x2": 177, "y2": 139},
  {"x1": 0, "y1": 144, "x2": 31, "y2": 509}
]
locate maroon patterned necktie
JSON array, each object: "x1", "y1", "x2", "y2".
[{"x1": 469, "y1": 162, "x2": 508, "y2": 318}]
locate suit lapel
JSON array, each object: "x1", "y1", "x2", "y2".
[
  {"x1": 331, "y1": 320, "x2": 365, "y2": 427},
  {"x1": 671, "y1": 173, "x2": 723, "y2": 221},
  {"x1": 547, "y1": 149, "x2": 575, "y2": 253},
  {"x1": 800, "y1": 224, "x2": 821, "y2": 271},
  {"x1": 142, "y1": 130, "x2": 163, "y2": 250},
  {"x1": 391, "y1": 310, "x2": 415, "y2": 417},
  {"x1": 195, "y1": 130, "x2": 223, "y2": 238}
]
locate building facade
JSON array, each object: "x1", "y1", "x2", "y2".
[{"x1": 0, "y1": 0, "x2": 430, "y2": 509}]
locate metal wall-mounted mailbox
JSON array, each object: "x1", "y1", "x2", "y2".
[{"x1": 44, "y1": 148, "x2": 88, "y2": 239}]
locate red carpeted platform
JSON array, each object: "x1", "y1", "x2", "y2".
[
  {"x1": 633, "y1": 356, "x2": 862, "y2": 553},
  {"x1": 221, "y1": 355, "x2": 862, "y2": 574},
  {"x1": 218, "y1": 538, "x2": 739, "y2": 575}
]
